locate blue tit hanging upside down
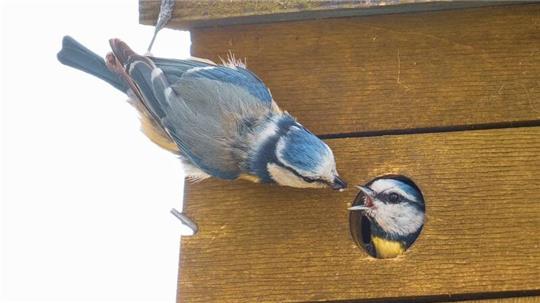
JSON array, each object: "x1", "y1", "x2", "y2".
[
  {"x1": 57, "y1": 36, "x2": 347, "y2": 190},
  {"x1": 349, "y1": 176, "x2": 425, "y2": 258}
]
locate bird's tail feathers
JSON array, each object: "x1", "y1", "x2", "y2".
[{"x1": 57, "y1": 36, "x2": 128, "y2": 92}]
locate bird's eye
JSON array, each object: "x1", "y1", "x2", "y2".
[
  {"x1": 302, "y1": 176, "x2": 316, "y2": 183},
  {"x1": 302, "y1": 176, "x2": 325, "y2": 184},
  {"x1": 388, "y1": 192, "x2": 402, "y2": 203}
]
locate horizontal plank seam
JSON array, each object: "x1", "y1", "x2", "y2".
[
  {"x1": 313, "y1": 289, "x2": 540, "y2": 303},
  {"x1": 318, "y1": 120, "x2": 540, "y2": 140}
]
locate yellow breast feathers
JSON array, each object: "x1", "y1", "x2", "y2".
[{"x1": 371, "y1": 236, "x2": 406, "y2": 259}]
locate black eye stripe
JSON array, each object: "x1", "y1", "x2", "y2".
[
  {"x1": 377, "y1": 191, "x2": 405, "y2": 204},
  {"x1": 276, "y1": 161, "x2": 328, "y2": 185}
]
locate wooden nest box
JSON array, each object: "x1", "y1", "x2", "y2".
[{"x1": 139, "y1": 1, "x2": 540, "y2": 302}]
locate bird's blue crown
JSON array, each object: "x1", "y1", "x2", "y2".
[
  {"x1": 248, "y1": 114, "x2": 330, "y2": 183},
  {"x1": 276, "y1": 124, "x2": 330, "y2": 172}
]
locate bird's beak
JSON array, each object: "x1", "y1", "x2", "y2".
[
  {"x1": 348, "y1": 185, "x2": 377, "y2": 211},
  {"x1": 348, "y1": 205, "x2": 370, "y2": 211},
  {"x1": 355, "y1": 185, "x2": 376, "y2": 198},
  {"x1": 330, "y1": 176, "x2": 347, "y2": 191}
]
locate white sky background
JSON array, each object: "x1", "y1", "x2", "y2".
[{"x1": 1, "y1": 0, "x2": 191, "y2": 301}]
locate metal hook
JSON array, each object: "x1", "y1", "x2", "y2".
[{"x1": 170, "y1": 208, "x2": 198, "y2": 236}]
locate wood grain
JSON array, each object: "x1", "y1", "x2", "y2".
[
  {"x1": 178, "y1": 127, "x2": 540, "y2": 303},
  {"x1": 139, "y1": 0, "x2": 525, "y2": 29},
  {"x1": 188, "y1": 4, "x2": 540, "y2": 136}
]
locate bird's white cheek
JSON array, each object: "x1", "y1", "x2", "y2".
[
  {"x1": 373, "y1": 203, "x2": 423, "y2": 236},
  {"x1": 267, "y1": 163, "x2": 322, "y2": 188}
]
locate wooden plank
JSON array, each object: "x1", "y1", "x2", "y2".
[
  {"x1": 455, "y1": 297, "x2": 540, "y2": 303},
  {"x1": 189, "y1": 4, "x2": 540, "y2": 136},
  {"x1": 178, "y1": 127, "x2": 540, "y2": 303},
  {"x1": 139, "y1": 0, "x2": 527, "y2": 29}
]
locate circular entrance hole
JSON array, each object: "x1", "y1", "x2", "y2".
[{"x1": 349, "y1": 175, "x2": 425, "y2": 259}]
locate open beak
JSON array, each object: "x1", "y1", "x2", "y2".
[
  {"x1": 348, "y1": 185, "x2": 377, "y2": 211},
  {"x1": 356, "y1": 185, "x2": 376, "y2": 198},
  {"x1": 330, "y1": 176, "x2": 347, "y2": 191}
]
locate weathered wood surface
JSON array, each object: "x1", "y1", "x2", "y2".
[
  {"x1": 179, "y1": 127, "x2": 540, "y2": 303},
  {"x1": 188, "y1": 4, "x2": 540, "y2": 136},
  {"x1": 139, "y1": 0, "x2": 527, "y2": 29}
]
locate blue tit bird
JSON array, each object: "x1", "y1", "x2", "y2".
[
  {"x1": 57, "y1": 36, "x2": 347, "y2": 190},
  {"x1": 349, "y1": 176, "x2": 425, "y2": 258}
]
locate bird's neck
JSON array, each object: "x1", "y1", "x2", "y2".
[{"x1": 246, "y1": 114, "x2": 296, "y2": 182}]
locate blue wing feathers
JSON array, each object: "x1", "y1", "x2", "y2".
[
  {"x1": 58, "y1": 36, "x2": 267, "y2": 180},
  {"x1": 186, "y1": 66, "x2": 273, "y2": 104},
  {"x1": 149, "y1": 56, "x2": 273, "y2": 105},
  {"x1": 126, "y1": 57, "x2": 241, "y2": 180},
  {"x1": 125, "y1": 59, "x2": 169, "y2": 121},
  {"x1": 151, "y1": 57, "x2": 211, "y2": 83}
]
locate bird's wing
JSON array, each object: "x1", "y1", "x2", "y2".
[
  {"x1": 151, "y1": 54, "x2": 275, "y2": 108},
  {"x1": 150, "y1": 56, "x2": 215, "y2": 84},
  {"x1": 109, "y1": 39, "x2": 273, "y2": 179},
  {"x1": 179, "y1": 65, "x2": 274, "y2": 105},
  {"x1": 165, "y1": 73, "x2": 272, "y2": 179}
]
